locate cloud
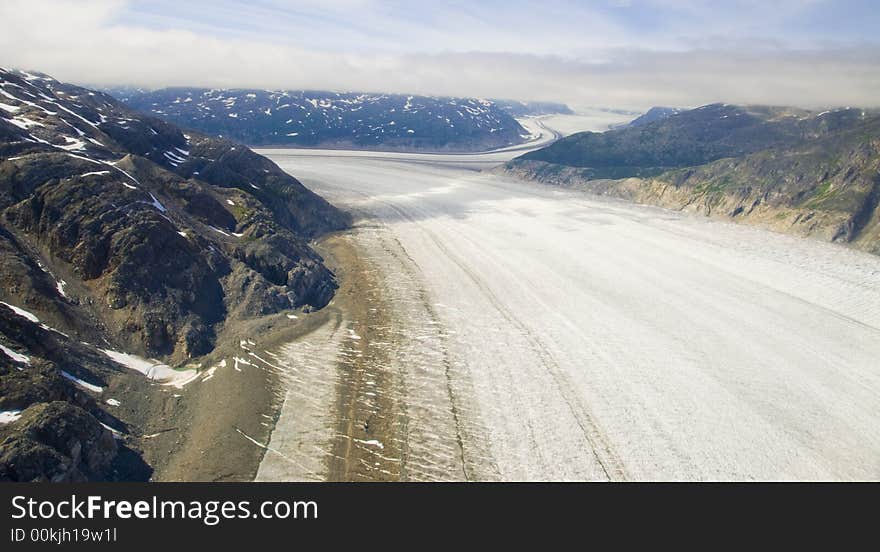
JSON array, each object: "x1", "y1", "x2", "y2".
[{"x1": 0, "y1": 0, "x2": 878, "y2": 110}]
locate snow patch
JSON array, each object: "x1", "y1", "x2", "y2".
[
  {"x1": 100, "y1": 422, "x2": 123, "y2": 439},
  {"x1": 61, "y1": 370, "x2": 104, "y2": 393},
  {"x1": 233, "y1": 356, "x2": 255, "y2": 372},
  {"x1": 201, "y1": 367, "x2": 217, "y2": 381},
  {"x1": 147, "y1": 193, "x2": 167, "y2": 212},
  {"x1": 353, "y1": 438, "x2": 384, "y2": 449},
  {"x1": 101, "y1": 349, "x2": 198, "y2": 388},
  {"x1": 58, "y1": 136, "x2": 86, "y2": 151},
  {"x1": 0, "y1": 410, "x2": 22, "y2": 424},
  {"x1": 0, "y1": 301, "x2": 39, "y2": 323},
  {"x1": 0, "y1": 344, "x2": 30, "y2": 365}
]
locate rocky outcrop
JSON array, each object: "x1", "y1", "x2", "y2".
[
  {"x1": 0, "y1": 302, "x2": 154, "y2": 482},
  {"x1": 0, "y1": 67, "x2": 351, "y2": 480},
  {"x1": 0, "y1": 401, "x2": 117, "y2": 482},
  {"x1": 1, "y1": 68, "x2": 348, "y2": 357}
]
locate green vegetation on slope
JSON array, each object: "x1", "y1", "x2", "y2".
[{"x1": 507, "y1": 104, "x2": 880, "y2": 253}]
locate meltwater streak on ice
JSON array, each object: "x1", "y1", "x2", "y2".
[{"x1": 259, "y1": 117, "x2": 880, "y2": 481}]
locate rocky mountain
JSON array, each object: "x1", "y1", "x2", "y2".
[
  {"x1": 0, "y1": 68, "x2": 349, "y2": 481},
  {"x1": 491, "y1": 99, "x2": 574, "y2": 117},
  {"x1": 627, "y1": 106, "x2": 684, "y2": 127},
  {"x1": 110, "y1": 87, "x2": 531, "y2": 151},
  {"x1": 504, "y1": 103, "x2": 880, "y2": 254}
]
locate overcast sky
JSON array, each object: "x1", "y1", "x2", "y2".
[{"x1": 1, "y1": 0, "x2": 878, "y2": 110}]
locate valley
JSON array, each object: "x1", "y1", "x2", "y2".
[
  {"x1": 3, "y1": 69, "x2": 879, "y2": 483},
  {"x1": 253, "y1": 126, "x2": 880, "y2": 481}
]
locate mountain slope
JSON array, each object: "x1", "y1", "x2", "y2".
[
  {"x1": 0, "y1": 68, "x2": 349, "y2": 481},
  {"x1": 504, "y1": 104, "x2": 880, "y2": 253},
  {"x1": 626, "y1": 106, "x2": 684, "y2": 127},
  {"x1": 111, "y1": 88, "x2": 531, "y2": 151},
  {"x1": 491, "y1": 99, "x2": 574, "y2": 117}
]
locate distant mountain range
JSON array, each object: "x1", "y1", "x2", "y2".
[
  {"x1": 492, "y1": 99, "x2": 574, "y2": 117},
  {"x1": 108, "y1": 88, "x2": 570, "y2": 151},
  {"x1": 0, "y1": 68, "x2": 348, "y2": 481},
  {"x1": 505, "y1": 103, "x2": 880, "y2": 254}
]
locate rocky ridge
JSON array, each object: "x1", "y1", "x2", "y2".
[
  {"x1": 505, "y1": 104, "x2": 880, "y2": 254},
  {"x1": 0, "y1": 68, "x2": 349, "y2": 480},
  {"x1": 111, "y1": 87, "x2": 533, "y2": 151}
]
